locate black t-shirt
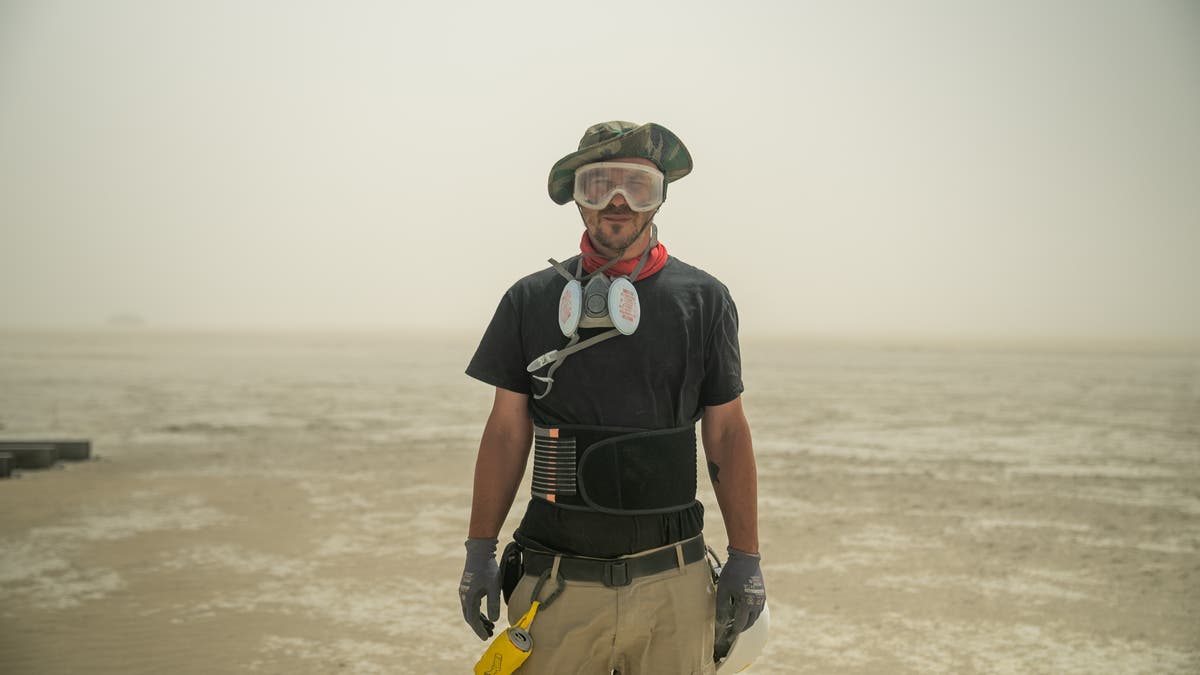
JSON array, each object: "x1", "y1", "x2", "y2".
[{"x1": 466, "y1": 254, "x2": 744, "y2": 556}]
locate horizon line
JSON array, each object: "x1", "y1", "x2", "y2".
[{"x1": 1, "y1": 323, "x2": 1198, "y2": 349}]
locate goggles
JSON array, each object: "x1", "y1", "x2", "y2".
[{"x1": 573, "y1": 162, "x2": 665, "y2": 212}]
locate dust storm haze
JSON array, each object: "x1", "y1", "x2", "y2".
[{"x1": 1, "y1": 0, "x2": 1198, "y2": 341}]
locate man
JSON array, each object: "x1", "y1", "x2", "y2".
[{"x1": 459, "y1": 121, "x2": 765, "y2": 674}]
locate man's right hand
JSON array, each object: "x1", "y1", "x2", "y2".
[
  {"x1": 459, "y1": 537, "x2": 501, "y2": 640},
  {"x1": 714, "y1": 547, "x2": 767, "y2": 660}
]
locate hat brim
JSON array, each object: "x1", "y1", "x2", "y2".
[{"x1": 547, "y1": 123, "x2": 693, "y2": 205}]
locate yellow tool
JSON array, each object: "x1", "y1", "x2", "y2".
[{"x1": 473, "y1": 601, "x2": 540, "y2": 675}]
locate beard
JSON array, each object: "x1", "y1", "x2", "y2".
[{"x1": 590, "y1": 206, "x2": 651, "y2": 254}]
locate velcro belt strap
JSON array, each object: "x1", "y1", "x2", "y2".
[
  {"x1": 577, "y1": 426, "x2": 697, "y2": 514},
  {"x1": 522, "y1": 537, "x2": 706, "y2": 588}
]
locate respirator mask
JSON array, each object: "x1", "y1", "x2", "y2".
[{"x1": 526, "y1": 223, "x2": 659, "y2": 399}]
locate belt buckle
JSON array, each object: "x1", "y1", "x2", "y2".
[{"x1": 603, "y1": 561, "x2": 630, "y2": 587}]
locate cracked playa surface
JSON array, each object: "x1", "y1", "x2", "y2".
[{"x1": 1, "y1": 331, "x2": 1198, "y2": 673}]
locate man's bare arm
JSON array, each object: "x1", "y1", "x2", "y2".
[
  {"x1": 701, "y1": 396, "x2": 759, "y2": 553},
  {"x1": 468, "y1": 387, "x2": 534, "y2": 539}
]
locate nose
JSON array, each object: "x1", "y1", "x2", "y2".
[{"x1": 609, "y1": 192, "x2": 628, "y2": 206}]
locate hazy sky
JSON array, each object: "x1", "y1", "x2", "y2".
[{"x1": 1, "y1": 0, "x2": 1197, "y2": 339}]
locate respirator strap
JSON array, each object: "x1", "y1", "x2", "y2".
[
  {"x1": 578, "y1": 251, "x2": 622, "y2": 280},
  {"x1": 547, "y1": 258, "x2": 578, "y2": 282},
  {"x1": 529, "y1": 334, "x2": 577, "y2": 400},
  {"x1": 625, "y1": 224, "x2": 657, "y2": 282},
  {"x1": 528, "y1": 329, "x2": 621, "y2": 399}
]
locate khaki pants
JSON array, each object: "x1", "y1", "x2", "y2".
[{"x1": 505, "y1": 542, "x2": 717, "y2": 675}]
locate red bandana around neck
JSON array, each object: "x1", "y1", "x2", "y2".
[{"x1": 579, "y1": 232, "x2": 669, "y2": 280}]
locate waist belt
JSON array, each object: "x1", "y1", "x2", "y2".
[
  {"x1": 522, "y1": 536, "x2": 706, "y2": 588},
  {"x1": 532, "y1": 424, "x2": 698, "y2": 515}
]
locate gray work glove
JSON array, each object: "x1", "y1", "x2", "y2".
[
  {"x1": 714, "y1": 546, "x2": 767, "y2": 660},
  {"x1": 458, "y1": 537, "x2": 501, "y2": 640}
]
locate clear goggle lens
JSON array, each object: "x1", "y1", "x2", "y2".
[{"x1": 573, "y1": 162, "x2": 664, "y2": 212}]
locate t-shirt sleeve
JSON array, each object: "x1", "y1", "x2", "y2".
[
  {"x1": 699, "y1": 285, "x2": 744, "y2": 406},
  {"x1": 466, "y1": 291, "x2": 532, "y2": 395}
]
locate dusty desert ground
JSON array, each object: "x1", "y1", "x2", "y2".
[{"x1": 1, "y1": 330, "x2": 1198, "y2": 674}]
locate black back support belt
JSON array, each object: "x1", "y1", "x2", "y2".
[
  {"x1": 522, "y1": 536, "x2": 707, "y2": 587},
  {"x1": 532, "y1": 424, "x2": 698, "y2": 515}
]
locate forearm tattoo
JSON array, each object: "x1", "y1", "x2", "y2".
[{"x1": 708, "y1": 460, "x2": 721, "y2": 485}]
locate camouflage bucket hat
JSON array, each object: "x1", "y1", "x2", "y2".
[{"x1": 548, "y1": 121, "x2": 693, "y2": 205}]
